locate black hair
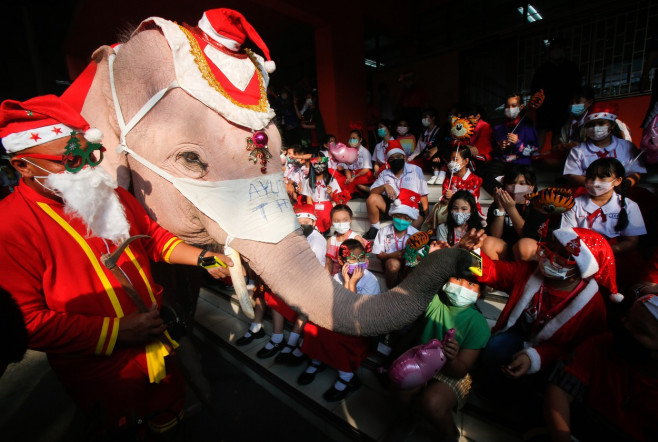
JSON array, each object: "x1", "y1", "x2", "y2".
[
  {"x1": 585, "y1": 158, "x2": 629, "y2": 232},
  {"x1": 506, "y1": 92, "x2": 523, "y2": 102},
  {"x1": 502, "y1": 164, "x2": 537, "y2": 187},
  {"x1": 449, "y1": 144, "x2": 472, "y2": 164},
  {"x1": 377, "y1": 121, "x2": 392, "y2": 136},
  {"x1": 446, "y1": 190, "x2": 484, "y2": 246},
  {"x1": 575, "y1": 86, "x2": 595, "y2": 102},
  {"x1": 456, "y1": 102, "x2": 481, "y2": 119},
  {"x1": 349, "y1": 129, "x2": 367, "y2": 148},
  {"x1": 330, "y1": 204, "x2": 353, "y2": 219},
  {"x1": 323, "y1": 134, "x2": 336, "y2": 146},
  {"x1": 338, "y1": 239, "x2": 366, "y2": 264},
  {"x1": 422, "y1": 108, "x2": 437, "y2": 119},
  {"x1": 291, "y1": 144, "x2": 309, "y2": 155},
  {"x1": 0, "y1": 287, "x2": 28, "y2": 370}
]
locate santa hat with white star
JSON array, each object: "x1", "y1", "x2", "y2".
[{"x1": 0, "y1": 94, "x2": 102, "y2": 153}]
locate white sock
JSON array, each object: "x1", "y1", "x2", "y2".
[
  {"x1": 306, "y1": 359, "x2": 322, "y2": 374},
  {"x1": 433, "y1": 170, "x2": 439, "y2": 176},
  {"x1": 249, "y1": 322, "x2": 262, "y2": 333},
  {"x1": 372, "y1": 222, "x2": 380, "y2": 229},
  {"x1": 292, "y1": 348, "x2": 304, "y2": 357},
  {"x1": 281, "y1": 332, "x2": 300, "y2": 354},
  {"x1": 264, "y1": 333, "x2": 284, "y2": 350},
  {"x1": 335, "y1": 371, "x2": 354, "y2": 391}
]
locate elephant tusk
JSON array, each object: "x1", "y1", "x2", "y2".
[{"x1": 223, "y1": 245, "x2": 255, "y2": 320}]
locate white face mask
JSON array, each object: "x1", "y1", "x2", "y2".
[
  {"x1": 332, "y1": 221, "x2": 351, "y2": 234},
  {"x1": 421, "y1": 118, "x2": 431, "y2": 128},
  {"x1": 540, "y1": 257, "x2": 576, "y2": 280},
  {"x1": 451, "y1": 211, "x2": 471, "y2": 226},
  {"x1": 448, "y1": 161, "x2": 462, "y2": 173},
  {"x1": 586, "y1": 179, "x2": 615, "y2": 196},
  {"x1": 396, "y1": 126, "x2": 409, "y2": 136},
  {"x1": 504, "y1": 107, "x2": 520, "y2": 119},
  {"x1": 505, "y1": 184, "x2": 534, "y2": 203},
  {"x1": 587, "y1": 125, "x2": 610, "y2": 141},
  {"x1": 116, "y1": 145, "x2": 298, "y2": 243},
  {"x1": 443, "y1": 282, "x2": 478, "y2": 307}
]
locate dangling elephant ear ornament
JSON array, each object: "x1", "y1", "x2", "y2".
[
  {"x1": 526, "y1": 187, "x2": 575, "y2": 215},
  {"x1": 328, "y1": 141, "x2": 358, "y2": 165},
  {"x1": 246, "y1": 130, "x2": 272, "y2": 174},
  {"x1": 450, "y1": 117, "x2": 475, "y2": 142}
]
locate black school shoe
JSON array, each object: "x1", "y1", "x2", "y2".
[
  {"x1": 323, "y1": 375, "x2": 361, "y2": 402},
  {"x1": 274, "y1": 344, "x2": 307, "y2": 366},
  {"x1": 297, "y1": 362, "x2": 326, "y2": 386},
  {"x1": 235, "y1": 328, "x2": 266, "y2": 346},
  {"x1": 362, "y1": 226, "x2": 379, "y2": 240},
  {"x1": 256, "y1": 340, "x2": 284, "y2": 359}
]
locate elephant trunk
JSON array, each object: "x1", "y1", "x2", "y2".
[{"x1": 216, "y1": 230, "x2": 473, "y2": 336}]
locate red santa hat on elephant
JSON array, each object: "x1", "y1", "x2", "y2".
[
  {"x1": 0, "y1": 95, "x2": 102, "y2": 153},
  {"x1": 135, "y1": 8, "x2": 276, "y2": 131},
  {"x1": 552, "y1": 227, "x2": 623, "y2": 302}
]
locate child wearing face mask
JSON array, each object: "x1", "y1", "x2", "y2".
[
  {"x1": 372, "y1": 189, "x2": 420, "y2": 288},
  {"x1": 477, "y1": 228, "x2": 617, "y2": 401},
  {"x1": 480, "y1": 94, "x2": 540, "y2": 196},
  {"x1": 302, "y1": 153, "x2": 342, "y2": 234},
  {"x1": 395, "y1": 119, "x2": 416, "y2": 158},
  {"x1": 392, "y1": 275, "x2": 490, "y2": 440},
  {"x1": 562, "y1": 158, "x2": 646, "y2": 255},
  {"x1": 372, "y1": 121, "x2": 395, "y2": 177},
  {"x1": 440, "y1": 145, "x2": 484, "y2": 218},
  {"x1": 325, "y1": 205, "x2": 367, "y2": 275},
  {"x1": 564, "y1": 103, "x2": 646, "y2": 189},
  {"x1": 298, "y1": 239, "x2": 381, "y2": 401},
  {"x1": 482, "y1": 165, "x2": 548, "y2": 261},
  {"x1": 343, "y1": 129, "x2": 375, "y2": 195},
  {"x1": 283, "y1": 144, "x2": 311, "y2": 204},
  {"x1": 409, "y1": 108, "x2": 439, "y2": 168},
  {"x1": 436, "y1": 190, "x2": 484, "y2": 247}
]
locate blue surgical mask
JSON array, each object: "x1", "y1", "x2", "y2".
[
  {"x1": 349, "y1": 138, "x2": 360, "y2": 147},
  {"x1": 571, "y1": 103, "x2": 586, "y2": 116},
  {"x1": 393, "y1": 217, "x2": 412, "y2": 231},
  {"x1": 377, "y1": 127, "x2": 387, "y2": 138}
]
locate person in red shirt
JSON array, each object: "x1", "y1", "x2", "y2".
[
  {"x1": 0, "y1": 95, "x2": 232, "y2": 435},
  {"x1": 544, "y1": 295, "x2": 658, "y2": 442},
  {"x1": 454, "y1": 103, "x2": 493, "y2": 163}
]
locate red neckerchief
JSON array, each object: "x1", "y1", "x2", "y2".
[
  {"x1": 531, "y1": 280, "x2": 586, "y2": 336},
  {"x1": 586, "y1": 208, "x2": 606, "y2": 228}
]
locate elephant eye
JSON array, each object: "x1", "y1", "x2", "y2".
[{"x1": 177, "y1": 151, "x2": 208, "y2": 174}]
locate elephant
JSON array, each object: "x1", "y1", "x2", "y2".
[{"x1": 63, "y1": 11, "x2": 473, "y2": 336}]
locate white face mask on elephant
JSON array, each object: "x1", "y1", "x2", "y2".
[{"x1": 108, "y1": 53, "x2": 298, "y2": 244}]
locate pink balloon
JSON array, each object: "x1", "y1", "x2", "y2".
[
  {"x1": 389, "y1": 328, "x2": 456, "y2": 390},
  {"x1": 328, "y1": 142, "x2": 358, "y2": 165}
]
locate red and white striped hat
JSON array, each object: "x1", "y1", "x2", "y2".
[{"x1": 0, "y1": 94, "x2": 102, "y2": 153}]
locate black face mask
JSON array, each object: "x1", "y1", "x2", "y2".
[
  {"x1": 301, "y1": 224, "x2": 314, "y2": 237},
  {"x1": 313, "y1": 165, "x2": 327, "y2": 174},
  {"x1": 389, "y1": 158, "x2": 405, "y2": 173},
  {"x1": 613, "y1": 326, "x2": 653, "y2": 364}
]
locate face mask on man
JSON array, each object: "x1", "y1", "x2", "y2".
[
  {"x1": 587, "y1": 125, "x2": 610, "y2": 141},
  {"x1": 396, "y1": 126, "x2": 408, "y2": 136},
  {"x1": 332, "y1": 222, "x2": 351, "y2": 234},
  {"x1": 389, "y1": 158, "x2": 405, "y2": 173},
  {"x1": 540, "y1": 257, "x2": 577, "y2": 280},
  {"x1": 504, "y1": 107, "x2": 520, "y2": 119},
  {"x1": 377, "y1": 127, "x2": 388, "y2": 138},
  {"x1": 586, "y1": 179, "x2": 615, "y2": 196},
  {"x1": 451, "y1": 211, "x2": 471, "y2": 226},
  {"x1": 443, "y1": 282, "x2": 479, "y2": 307},
  {"x1": 571, "y1": 103, "x2": 586, "y2": 116},
  {"x1": 393, "y1": 217, "x2": 412, "y2": 231}
]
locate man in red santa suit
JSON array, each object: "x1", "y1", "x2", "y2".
[
  {"x1": 477, "y1": 227, "x2": 619, "y2": 379},
  {"x1": 0, "y1": 95, "x2": 232, "y2": 435}
]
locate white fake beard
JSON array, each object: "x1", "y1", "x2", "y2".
[{"x1": 45, "y1": 167, "x2": 131, "y2": 243}]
